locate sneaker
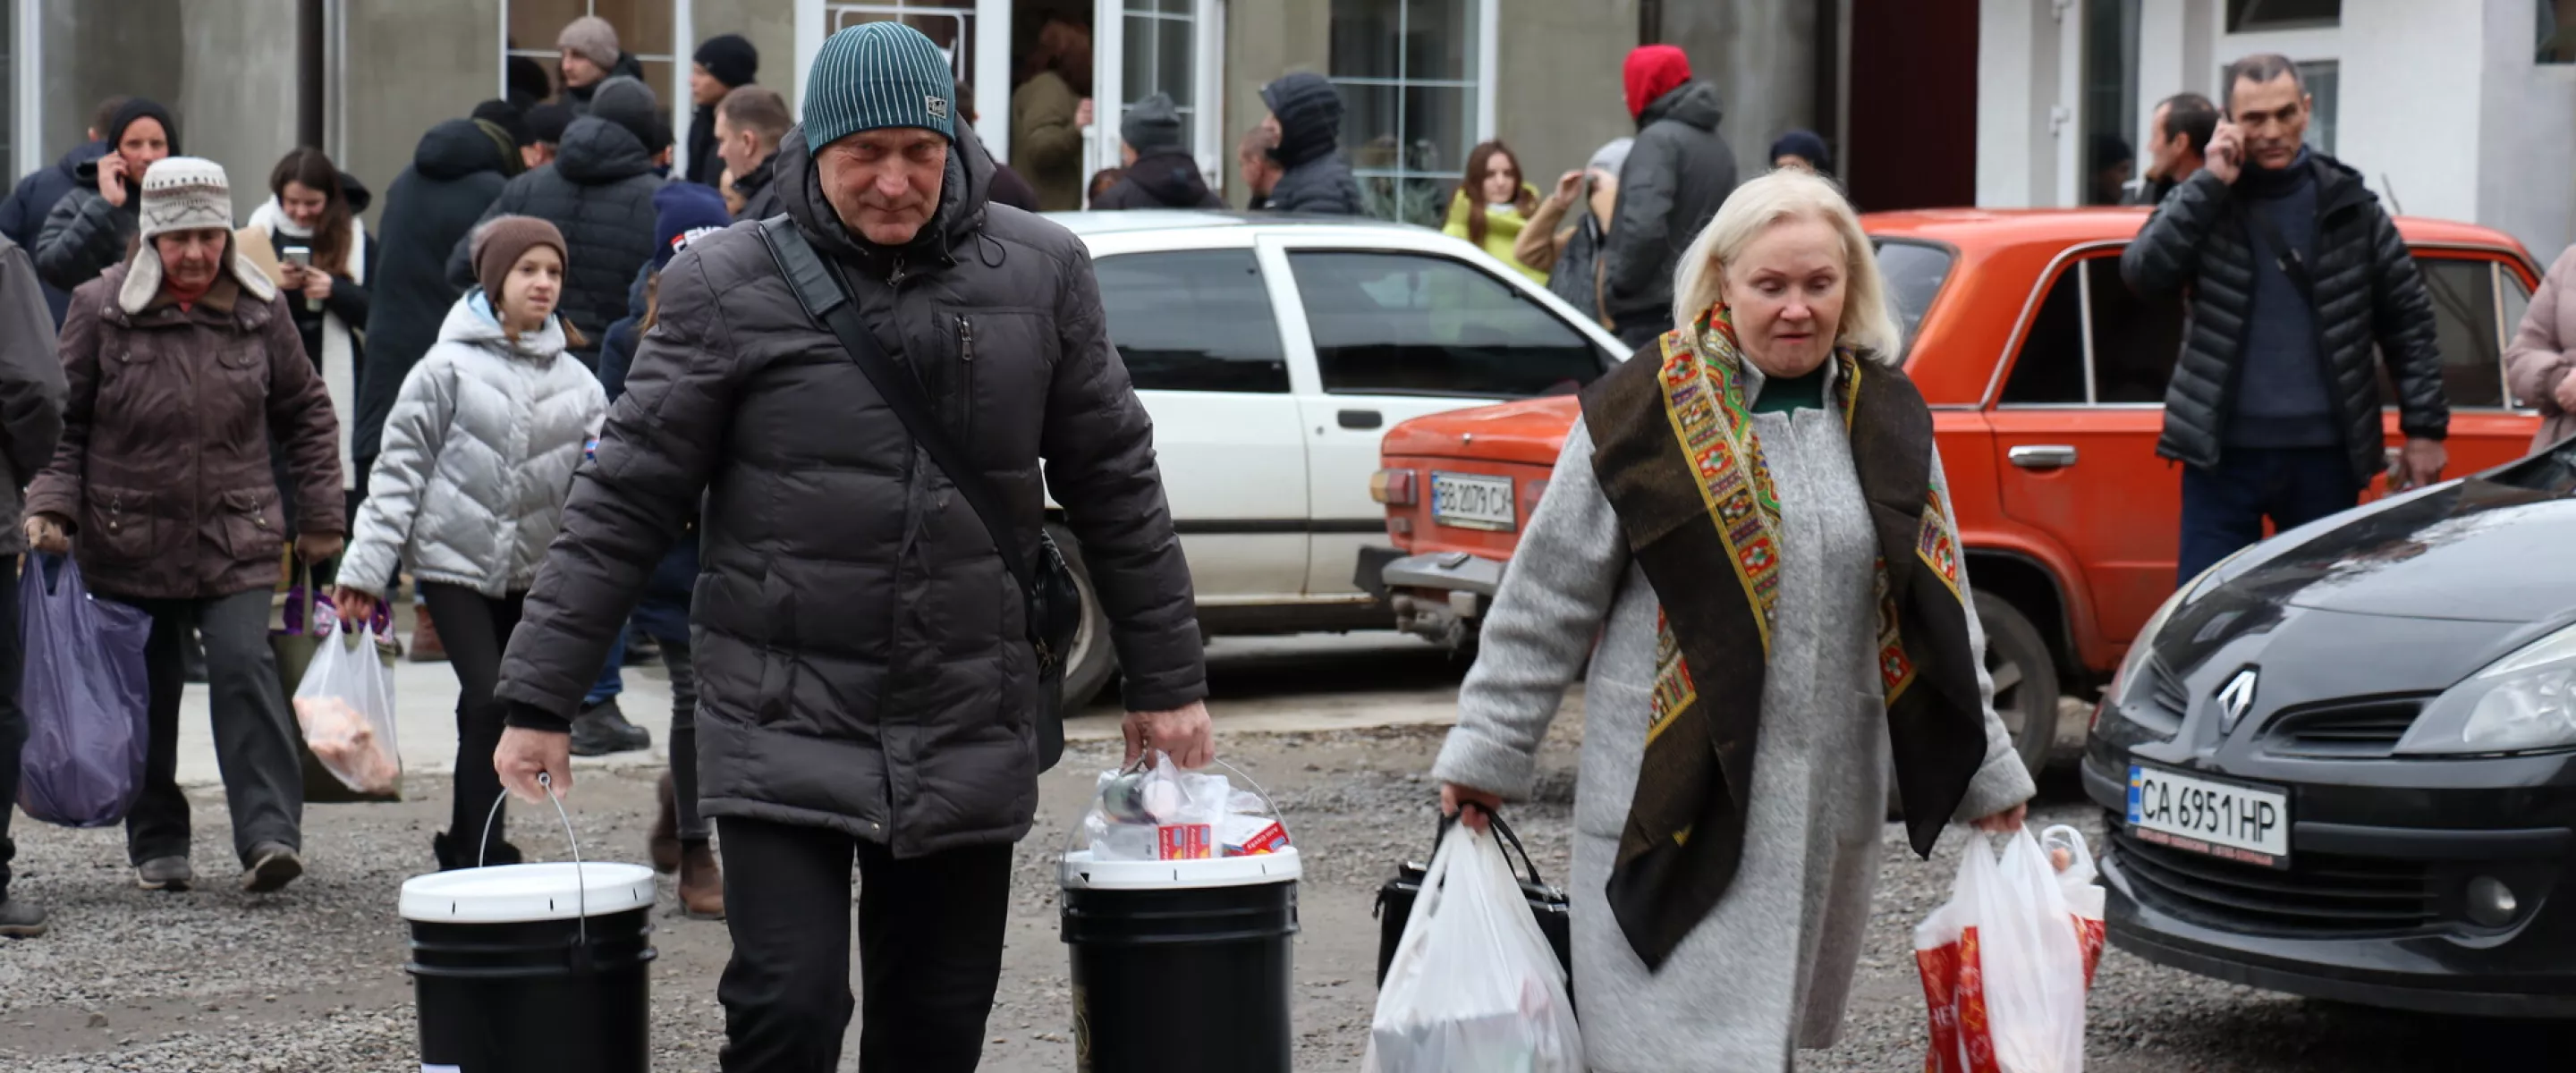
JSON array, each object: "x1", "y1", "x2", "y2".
[
  {"x1": 569, "y1": 698, "x2": 652, "y2": 757},
  {"x1": 0, "y1": 896, "x2": 47, "y2": 938},
  {"x1": 135, "y1": 856, "x2": 194, "y2": 891},
  {"x1": 623, "y1": 630, "x2": 663, "y2": 667},
  {"x1": 182, "y1": 629, "x2": 208, "y2": 684},
  {"x1": 242, "y1": 844, "x2": 303, "y2": 893}
]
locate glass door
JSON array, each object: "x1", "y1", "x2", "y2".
[{"x1": 1090, "y1": 0, "x2": 1221, "y2": 191}]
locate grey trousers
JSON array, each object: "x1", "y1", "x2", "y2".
[{"x1": 114, "y1": 587, "x2": 303, "y2": 866}]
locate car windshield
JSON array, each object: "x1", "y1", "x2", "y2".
[{"x1": 1872, "y1": 240, "x2": 1954, "y2": 360}]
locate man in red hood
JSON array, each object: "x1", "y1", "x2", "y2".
[{"x1": 1601, "y1": 45, "x2": 1740, "y2": 350}]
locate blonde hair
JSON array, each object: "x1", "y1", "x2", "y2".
[{"x1": 1668, "y1": 167, "x2": 1899, "y2": 363}]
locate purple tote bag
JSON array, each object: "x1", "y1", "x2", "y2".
[{"x1": 16, "y1": 554, "x2": 153, "y2": 827}]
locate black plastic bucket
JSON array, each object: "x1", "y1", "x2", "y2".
[
  {"x1": 401, "y1": 861, "x2": 659, "y2": 1073},
  {"x1": 1061, "y1": 849, "x2": 1301, "y2": 1073}
]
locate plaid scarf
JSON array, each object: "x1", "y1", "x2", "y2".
[{"x1": 1578, "y1": 308, "x2": 1992, "y2": 969}]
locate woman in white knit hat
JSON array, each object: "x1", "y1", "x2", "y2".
[{"x1": 24, "y1": 157, "x2": 347, "y2": 898}]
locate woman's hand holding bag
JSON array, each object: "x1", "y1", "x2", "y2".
[{"x1": 1366, "y1": 823, "x2": 1583, "y2": 1073}]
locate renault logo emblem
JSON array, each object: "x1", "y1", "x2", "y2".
[{"x1": 2216, "y1": 668, "x2": 2258, "y2": 732}]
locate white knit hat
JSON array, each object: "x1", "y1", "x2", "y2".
[
  {"x1": 137, "y1": 157, "x2": 234, "y2": 241},
  {"x1": 119, "y1": 156, "x2": 275, "y2": 315}
]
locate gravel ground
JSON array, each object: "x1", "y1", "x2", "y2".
[{"x1": 4, "y1": 709, "x2": 2572, "y2": 1070}]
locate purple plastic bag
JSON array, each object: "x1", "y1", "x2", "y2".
[{"x1": 17, "y1": 554, "x2": 153, "y2": 827}]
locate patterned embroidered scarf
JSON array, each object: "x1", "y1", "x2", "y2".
[{"x1": 1578, "y1": 308, "x2": 1992, "y2": 970}]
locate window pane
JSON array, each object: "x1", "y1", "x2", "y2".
[
  {"x1": 2416, "y1": 258, "x2": 2504, "y2": 409},
  {"x1": 2542, "y1": 0, "x2": 2576, "y2": 63},
  {"x1": 2504, "y1": 265, "x2": 2535, "y2": 405},
  {"x1": 2297, "y1": 60, "x2": 2337, "y2": 156},
  {"x1": 2000, "y1": 267, "x2": 2086, "y2": 405},
  {"x1": 1357, "y1": 176, "x2": 1449, "y2": 229},
  {"x1": 2087, "y1": 258, "x2": 2182, "y2": 402},
  {"x1": 1341, "y1": 82, "x2": 1401, "y2": 169},
  {"x1": 2227, "y1": 0, "x2": 2340, "y2": 31},
  {"x1": 1873, "y1": 241, "x2": 1954, "y2": 359},
  {"x1": 1290, "y1": 251, "x2": 1601, "y2": 398},
  {"x1": 510, "y1": 0, "x2": 589, "y2": 57},
  {"x1": 2080, "y1": 0, "x2": 2140, "y2": 207},
  {"x1": 1403, "y1": 0, "x2": 1475, "y2": 81},
  {"x1": 1401, "y1": 84, "x2": 1472, "y2": 177},
  {"x1": 1328, "y1": 0, "x2": 1401, "y2": 79},
  {"x1": 1097, "y1": 251, "x2": 1290, "y2": 393},
  {"x1": 590, "y1": 0, "x2": 674, "y2": 56}
]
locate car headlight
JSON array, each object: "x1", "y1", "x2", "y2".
[
  {"x1": 2108, "y1": 549, "x2": 2250, "y2": 707},
  {"x1": 2396, "y1": 621, "x2": 2576, "y2": 756}
]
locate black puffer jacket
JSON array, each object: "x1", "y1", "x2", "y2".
[
  {"x1": 2121, "y1": 156, "x2": 2447, "y2": 489},
  {"x1": 1602, "y1": 80, "x2": 1737, "y2": 342},
  {"x1": 1092, "y1": 152, "x2": 1224, "y2": 210},
  {"x1": 446, "y1": 115, "x2": 665, "y2": 365},
  {"x1": 495, "y1": 124, "x2": 1206, "y2": 857},
  {"x1": 357, "y1": 120, "x2": 517, "y2": 468},
  {"x1": 0, "y1": 141, "x2": 106, "y2": 325},
  {"x1": 1261, "y1": 73, "x2": 1366, "y2": 215},
  {"x1": 32, "y1": 162, "x2": 140, "y2": 296}
]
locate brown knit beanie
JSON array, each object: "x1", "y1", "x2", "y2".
[{"x1": 470, "y1": 215, "x2": 568, "y2": 300}]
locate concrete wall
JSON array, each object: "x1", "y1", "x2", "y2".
[
  {"x1": 1657, "y1": 0, "x2": 1819, "y2": 183},
  {"x1": 38, "y1": 0, "x2": 298, "y2": 224},
  {"x1": 1221, "y1": 0, "x2": 1329, "y2": 206},
  {"x1": 341, "y1": 0, "x2": 501, "y2": 231},
  {"x1": 1493, "y1": 0, "x2": 1635, "y2": 183},
  {"x1": 2479, "y1": 0, "x2": 2576, "y2": 259}
]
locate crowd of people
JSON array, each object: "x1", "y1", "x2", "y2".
[{"x1": 0, "y1": 9, "x2": 2544, "y2": 1071}]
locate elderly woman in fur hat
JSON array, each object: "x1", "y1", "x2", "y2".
[{"x1": 25, "y1": 157, "x2": 344, "y2": 899}]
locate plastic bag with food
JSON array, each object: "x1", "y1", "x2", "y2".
[
  {"x1": 292, "y1": 620, "x2": 402, "y2": 795},
  {"x1": 1914, "y1": 826, "x2": 2104, "y2": 1073}
]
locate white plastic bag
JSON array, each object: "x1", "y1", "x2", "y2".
[
  {"x1": 1913, "y1": 826, "x2": 2106, "y2": 1073},
  {"x1": 1365, "y1": 824, "x2": 1582, "y2": 1073},
  {"x1": 291, "y1": 621, "x2": 402, "y2": 795}
]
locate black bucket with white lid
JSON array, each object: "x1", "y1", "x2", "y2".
[
  {"x1": 1060, "y1": 759, "x2": 1301, "y2": 1073},
  {"x1": 399, "y1": 777, "x2": 657, "y2": 1073}
]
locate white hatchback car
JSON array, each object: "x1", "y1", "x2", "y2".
[{"x1": 1047, "y1": 210, "x2": 1628, "y2": 708}]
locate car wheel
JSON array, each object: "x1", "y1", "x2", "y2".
[
  {"x1": 1049, "y1": 524, "x2": 1118, "y2": 713},
  {"x1": 1975, "y1": 589, "x2": 2061, "y2": 783}
]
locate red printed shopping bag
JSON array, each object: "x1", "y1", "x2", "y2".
[{"x1": 1914, "y1": 826, "x2": 2106, "y2": 1073}]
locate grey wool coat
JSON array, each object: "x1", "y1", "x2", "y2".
[
  {"x1": 340, "y1": 295, "x2": 606, "y2": 599},
  {"x1": 1433, "y1": 368, "x2": 2034, "y2": 1073}
]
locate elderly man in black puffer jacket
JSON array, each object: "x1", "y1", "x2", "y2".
[
  {"x1": 2123, "y1": 53, "x2": 2447, "y2": 583},
  {"x1": 446, "y1": 76, "x2": 665, "y2": 368},
  {"x1": 488, "y1": 22, "x2": 1208, "y2": 1070}
]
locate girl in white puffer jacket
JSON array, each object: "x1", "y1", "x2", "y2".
[{"x1": 335, "y1": 216, "x2": 606, "y2": 869}]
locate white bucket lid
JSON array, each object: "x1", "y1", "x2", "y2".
[
  {"x1": 1061, "y1": 847, "x2": 1301, "y2": 891},
  {"x1": 399, "y1": 862, "x2": 657, "y2": 924}
]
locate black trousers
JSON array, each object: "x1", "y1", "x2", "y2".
[
  {"x1": 716, "y1": 815, "x2": 1013, "y2": 1072},
  {"x1": 0, "y1": 567, "x2": 24, "y2": 898},
  {"x1": 419, "y1": 583, "x2": 525, "y2": 854},
  {"x1": 119, "y1": 588, "x2": 303, "y2": 866}
]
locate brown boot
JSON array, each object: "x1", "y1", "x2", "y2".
[
  {"x1": 676, "y1": 840, "x2": 724, "y2": 920},
  {"x1": 409, "y1": 603, "x2": 448, "y2": 663},
  {"x1": 648, "y1": 771, "x2": 681, "y2": 874}
]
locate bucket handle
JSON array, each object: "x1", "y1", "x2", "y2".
[
  {"x1": 479, "y1": 772, "x2": 591, "y2": 967},
  {"x1": 1062, "y1": 754, "x2": 1292, "y2": 858}
]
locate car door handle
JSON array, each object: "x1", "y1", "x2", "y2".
[
  {"x1": 1338, "y1": 409, "x2": 1384, "y2": 430},
  {"x1": 2008, "y1": 444, "x2": 2079, "y2": 470}
]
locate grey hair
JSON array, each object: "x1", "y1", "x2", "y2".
[{"x1": 1667, "y1": 167, "x2": 1899, "y2": 363}]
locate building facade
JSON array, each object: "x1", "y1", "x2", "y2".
[
  {"x1": 1979, "y1": 0, "x2": 2576, "y2": 258},
  {"x1": 3, "y1": 0, "x2": 1888, "y2": 231}
]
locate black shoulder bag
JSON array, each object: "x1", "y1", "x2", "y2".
[{"x1": 757, "y1": 216, "x2": 1084, "y2": 771}]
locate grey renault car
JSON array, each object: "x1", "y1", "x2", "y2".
[{"x1": 2084, "y1": 441, "x2": 2576, "y2": 1016}]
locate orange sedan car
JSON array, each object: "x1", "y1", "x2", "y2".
[{"x1": 1362, "y1": 207, "x2": 2543, "y2": 777}]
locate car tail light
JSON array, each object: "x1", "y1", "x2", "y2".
[{"x1": 1371, "y1": 469, "x2": 1418, "y2": 505}]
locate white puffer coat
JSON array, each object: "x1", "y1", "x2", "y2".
[{"x1": 342, "y1": 293, "x2": 606, "y2": 598}]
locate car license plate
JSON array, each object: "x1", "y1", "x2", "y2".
[
  {"x1": 1430, "y1": 473, "x2": 1515, "y2": 531},
  {"x1": 2127, "y1": 764, "x2": 2290, "y2": 868}
]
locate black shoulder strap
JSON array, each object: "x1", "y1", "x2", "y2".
[
  {"x1": 2240, "y1": 199, "x2": 2318, "y2": 304},
  {"x1": 756, "y1": 216, "x2": 1040, "y2": 630}
]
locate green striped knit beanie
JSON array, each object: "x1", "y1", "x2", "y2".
[{"x1": 802, "y1": 22, "x2": 956, "y2": 148}]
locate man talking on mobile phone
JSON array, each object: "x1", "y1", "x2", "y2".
[{"x1": 2122, "y1": 53, "x2": 2448, "y2": 585}]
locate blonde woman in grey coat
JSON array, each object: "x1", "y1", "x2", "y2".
[
  {"x1": 334, "y1": 217, "x2": 606, "y2": 870},
  {"x1": 1434, "y1": 169, "x2": 2035, "y2": 1072}
]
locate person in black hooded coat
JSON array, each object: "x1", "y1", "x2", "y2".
[
  {"x1": 33, "y1": 98, "x2": 177, "y2": 295},
  {"x1": 447, "y1": 77, "x2": 665, "y2": 368},
  {"x1": 1258, "y1": 72, "x2": 1364, "y2": 215},
  {"x1": 357, "y1": 113, "x2": 524, "y2": 474},
  {"x1": 1092, "y1": 93, "x2": 1223, "y2": 211}
]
